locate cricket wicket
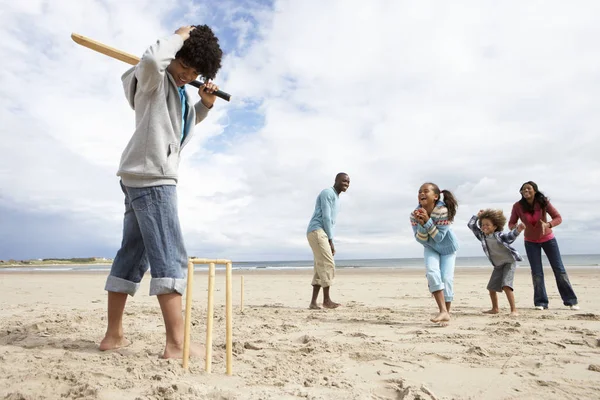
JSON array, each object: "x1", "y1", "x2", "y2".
[{"x1": 183, "y1": 258, "x2": 233, "y2": 375}]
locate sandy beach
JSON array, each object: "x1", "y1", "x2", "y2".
[{"x1": 1, "y1": 267, "x2": 599, "y2": 400}]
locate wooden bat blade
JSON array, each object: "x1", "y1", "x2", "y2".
[{"x1": 71, "y1": 33, "x2": 140, "y2": 66}]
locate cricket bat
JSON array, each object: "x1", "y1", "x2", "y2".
[{"x1": 71, "y1": 33, "x2": 231, "y2": 102}]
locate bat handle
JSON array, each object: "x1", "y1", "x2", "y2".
[{"x1": 188, "y1": 80, "x2": 231, "y2": 102}]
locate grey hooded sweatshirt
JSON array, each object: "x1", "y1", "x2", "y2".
[{"x1": 117, "y1": 34, "x2": 210, "y2": 187}]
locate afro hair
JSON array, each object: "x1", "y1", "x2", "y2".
[
  {"x1": 478, "y1": 209, "x2": 507, "y2": 232},
  {"x1": 175, "y1": 24, "x2": 223, "y2": 80}
]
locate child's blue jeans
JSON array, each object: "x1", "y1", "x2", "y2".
[
  {"x1": 424, "y1": 247, "x2": 456, "y2": 302},
  {"x1": 105, "y1": 181, "x2": 188, "y2": 297}
]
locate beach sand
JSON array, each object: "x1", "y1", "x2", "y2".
[{"x1": 1, "y1": 267, "x2": 599, "y2": 400}]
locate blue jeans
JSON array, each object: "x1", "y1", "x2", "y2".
[
  {"x1": 105, "y1": 182, "x2": 188, "y2": 297},
  {"x1": 524, "y1": 238, "x2": 578, "y2": 307},
  {"x1": 424, "y1": 247, "x2": 456, "y2": 302}
]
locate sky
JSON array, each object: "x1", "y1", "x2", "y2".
[{"x1": 1, "y1": 0, "x2": 599, "y2": 261}]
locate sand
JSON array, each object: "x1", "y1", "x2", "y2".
[{"x1": 0, "y1": 267, "x2": 599, "y2": 400}]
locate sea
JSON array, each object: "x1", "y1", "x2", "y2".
[{"x1": 1, "y1": 254, "x2": 599, "y2": 273}]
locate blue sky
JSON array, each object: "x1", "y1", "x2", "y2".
[{"x1": 1, "y1": 0, "x2": 600, "y2": 261}]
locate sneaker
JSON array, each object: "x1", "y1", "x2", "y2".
[
  {"x1": 534, "y1": 306, "x2": 545, "y2": 310},
  {"x1": 569, "y1": 305, "x2": 580, "y2": 310}
]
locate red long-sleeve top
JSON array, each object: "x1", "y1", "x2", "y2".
[{"x1": 508, "y1": 201, "x2": 562, "y2": 243}]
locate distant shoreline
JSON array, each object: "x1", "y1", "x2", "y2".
[
  {"x1": 0, "y1": 262, "x2": 112, "y2": 268},
  {"x1": 1, "y1": 254, "x2": 599, "y2": 270}
]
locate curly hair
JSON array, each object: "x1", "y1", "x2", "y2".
[
  {"x1": 478, "y1": 209, "x2": 507, "y2": 232},
  {"x1": 175, "y1": 25, "x2": 223, "y2": 80}
]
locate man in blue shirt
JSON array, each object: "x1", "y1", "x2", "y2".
[{"x1": 306, "y1": 173, "x2": 350, "y2": 309}]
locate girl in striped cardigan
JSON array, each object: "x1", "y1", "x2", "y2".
[{"x1": 410, "y1": 182, "x2": 459, "y2": 326}]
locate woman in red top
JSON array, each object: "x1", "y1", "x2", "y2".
[{"x1": 509, "y1": 181, "x2": 579, "y2": 310}]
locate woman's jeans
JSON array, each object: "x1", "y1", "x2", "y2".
[{"x1": 524, "y1": 238, "x2": 578, "y2": 307}]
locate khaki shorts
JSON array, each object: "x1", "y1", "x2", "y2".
[{"x1": 307, "y1": 228, "x2": 335, "y2": 287}]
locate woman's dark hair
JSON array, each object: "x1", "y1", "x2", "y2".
[
  {"x1": 176, "y1": 24, "x2": 223, "y2": 80},
  {"x1": 518, "y1": 180, "x2": 548, "y2": 214},
  {"x1": 423, "y1": 182, "x2": 458, "y2": 221}
]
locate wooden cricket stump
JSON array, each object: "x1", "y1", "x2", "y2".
[
  {"x1": 183, "y1": 258, "x2": 233, "y2": 376},
  {"x1": 240, "y1": 276, "x2": 244, "y2": 312}
]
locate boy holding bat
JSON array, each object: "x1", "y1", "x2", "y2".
[{"x1": 100, "y1": 25, "x2": 222, "y2": 359}]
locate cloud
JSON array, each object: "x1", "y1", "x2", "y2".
[{"x1": 1, "y1": 0, "x2": 599, "y2": 261}]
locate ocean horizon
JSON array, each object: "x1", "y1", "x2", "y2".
[{"x1": 1, "y1": 254, "x2": 599, "y2": 273}]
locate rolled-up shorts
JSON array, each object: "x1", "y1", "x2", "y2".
[
  {"x1": 487, "y1": 262, "x2": 516, "y2": 292},
  {"x1": 105, "y1": 181, "x2": 188, "y2": 297},
  {"x1": 307, "y1": 228, "x2": 335, "y2": 287}
]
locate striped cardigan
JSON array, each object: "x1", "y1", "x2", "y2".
[
  {"x1": 467, "y1": 215, "x2": 523, "y2": 266},
  {"x1": 410, "y1": 200, "x2": 459, "y2": 255}
]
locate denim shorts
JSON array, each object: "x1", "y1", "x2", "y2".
[
  {"x1": 105, "y1": 181, "x2": 188, "y2": 296},
  {"x1": 487, "y1": 262, "x2": 516, "y2": 292}
]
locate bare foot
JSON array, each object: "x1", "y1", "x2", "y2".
[
  {"x1": 309, "y1": 303, "x2": 322, "y2": 310},
  {"x1": 430, "y1": 311, "x2": 450, "y2": 324},
  {"x1": 510, "y1": 310, "x2": 519, "y2": 317},
  {"x1": 163, "y1": 342, "x2": 204, "y2": 359},
  {"x1": 482, "y1": 309, "x2": 499, "y2": 314},
  {"x1": 323, "y1": 301, "x2": 341, "y2": 309},
  {"x1": 99, "y1": 335, "x2": 131, "y2": 351}
]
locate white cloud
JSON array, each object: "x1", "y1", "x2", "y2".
[{"x1": 1, "y1": 0, "x2": 599, "y2": 261}]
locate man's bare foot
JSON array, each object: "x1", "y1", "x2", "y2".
[
  {"x1": 483, "y1": 309, "x2": 499, "y2": 314},
  {"x1": 99, "y1": 335, "x2": 131, "y2": 351},
  {"x1": 510, "y1": 310, "x2": 519, "y2": 317},
  {"x1": 163, "y1": 342, "x2": 205, "y2": 359},
  {"x1": 323, "y1": 301, "x2": 340, "y2": 309},
  {"x1": 430, "y1": 311, "x2": 450, "y2": 324},
  {"x1": 309, "y1": 303, "x2": 322, "y2": 310}
]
